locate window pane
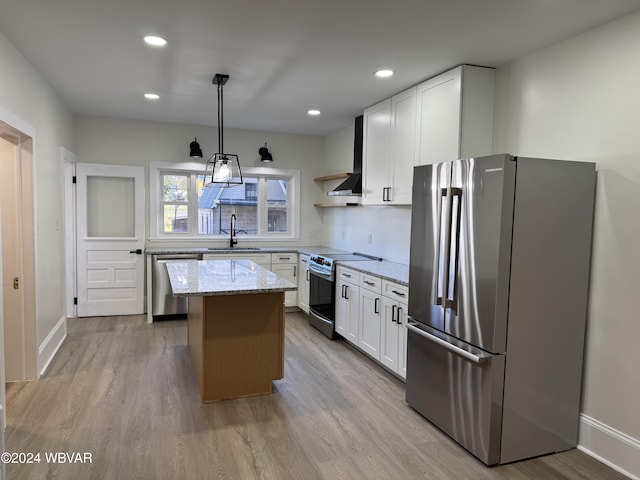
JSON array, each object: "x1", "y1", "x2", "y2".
[
  {"x1": 268, "y1": 207, "x2": 287, "y2": 233},
  {"x1": 87, "y1": 176, "x2": 135, "y2": 237},
  {"x1": 164, "y1": 205, "x2": 188, "y2": 233},
  {"x1": 267, "y1": 179, "x2": 287, "y2": 206},
  {"x1": 198, "y1": 177, "x2": 258, "y2": 235},
  {"x1": 163, "y1": 174, "x2": 188, "y2": 202}
]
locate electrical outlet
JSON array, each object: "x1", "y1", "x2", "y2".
[{"x1": 309, "y1": 229, "x2": 318, "y2": 238}]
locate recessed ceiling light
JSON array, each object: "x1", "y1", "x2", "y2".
[
  {"x1": 143, "y1": 35, "x2": 167, "y2": 47},
  {"x1": 144, "y1": 93, "x2": 160, "y2": 100},
  {"x1": 307, "y1": 109, "x2": 321, "y2": 116},
  {"x1": 375, "y1": 69, "x2": 394, "y2": 78}
]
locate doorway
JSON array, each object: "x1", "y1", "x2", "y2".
[{"x1": 0, "y1": 119, "x2": 37, "y2": 383}]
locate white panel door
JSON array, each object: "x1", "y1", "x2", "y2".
[
  {"x1": 389, "y1": 87, "x2": 416, "y2": 204},
  {"x1": 415, "y1": 68, "x2": 462, "y2": 166},
  {"x1": 362, "y1": 99, "x2": 392, "y2": 204},
  {"x1": 359, "y1": 288, "x2": 381, "y2": 360},
  {"x1": 76, "y1": 163, "x2": 145, "y2": 317}
]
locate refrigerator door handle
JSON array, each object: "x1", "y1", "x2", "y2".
[
  {"x1": 445, "y1": 187, "x2": 462, "y2": 311},
  {"x1": 407, "y1": 323, "x2": 490, "y2": 364},
  {"x1": 435, "y1": 187, "x2": 451, "y2": 307}
]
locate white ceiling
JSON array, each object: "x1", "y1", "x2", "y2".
[{"x1": 1, "y1": 0, "x2": 639, "y2": 136}]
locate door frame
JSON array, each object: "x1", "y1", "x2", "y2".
[
  {"x1": 63, "y1": 149, "x2": 77, "y2": 318},
  {"x1": 0, "y1": 105, "x2": 38, "y2": 384}
]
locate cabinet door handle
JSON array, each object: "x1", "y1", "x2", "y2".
[
  {"x1": 374, "y1": 297, "x2": 379, "y2": 314},
  {"x1": 293, "y1": 265, "x2": 297, "y2": 277},
  {"x1": 397, "y1": 307, "x2": 403, "y2": 325},
  {"x1": 364, "y1": 280, "x2": 375, "y2": 286},
  {"x1": 391, "y1": 289, "x2": 406, "y2": 297},
  {"x1": 279, "y1": 256, "x2": 290, "y2": 261},
  {"x1": 391, "y1": 305, "x2": 397, "y2": 323},
  {"x1": 306, "y1": 270, "x2": 310, "y2": 281},
  {"x1": 345, "y1": 285, "x2": 350, "y2": 300},
  {"x1": 129, "y1": 249, "x2": 143, "y2": 254},
  {"x1": 342, "y1": 273, "x2": 351, "y2": 278}
]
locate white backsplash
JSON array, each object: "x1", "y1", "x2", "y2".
[{"x1": 321, "y1": 205, "x2": 412, "y2": 264}]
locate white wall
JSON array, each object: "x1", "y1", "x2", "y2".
[
  {"x1": 321, "y1": 126, "x2": 412, "y2": 264},
  {"x1": 494, "y1": 11, "x2": 640, "y2": 477},
  {"x1": 74, "y1": 116, "x2": 326, "y2": 247},
  {"x1": 0, "y1": 32, "x2": 74, "y2": 374}
]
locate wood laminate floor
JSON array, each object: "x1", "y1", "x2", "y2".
[{"x1": 5, "y1": 313, "x2": 626, "y2": 480}]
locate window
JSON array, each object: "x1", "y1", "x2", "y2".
[
  {"x1": 151, "y1": 163, "x2": 300, "y2": 240},
  {"x1": 161, "y1": 174, "x2": 189, "y2": 233}
]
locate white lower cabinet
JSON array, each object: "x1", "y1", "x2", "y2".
[
  {"x1": 202, "y1": 251, "x2": 298, "y2": 307},
  {"x1": 271, "y1": 253, "x2": 298, "y2": 308},
  {"x1": 358, "y1": 274, "x2": 382, "y2": 360},
  {"x1": 336, "y1": 267, "x2": 408, "y2": 380},
  {"x1": 380, "y1": 280, "x2": 409, "y2": 379},
  {"x1": 336, "y1": 266, "x2": 360, "y2": 344},
  {"x1": 297, "y1": 254, "x2": 310, "y2": 313}
]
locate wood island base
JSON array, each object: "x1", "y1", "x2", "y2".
[{"x1": 187, "y1": 291, "x2": 285, "y2": 403}]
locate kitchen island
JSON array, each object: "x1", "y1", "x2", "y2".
[{"x1": 166, "y1": 259, "x2": 297, "y2": 403}]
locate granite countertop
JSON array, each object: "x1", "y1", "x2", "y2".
[
  {"x1": 337, "y1": 260, "x2": 410, "y2": 286},
  {"x1": 166, "y1": 259, "x2": 298, "y2": 296},
  {"x1": 145, "y1": 245, "x2": 350, "y2": 256}
]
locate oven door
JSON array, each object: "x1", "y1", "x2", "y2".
[{"x1": 308, "y1": 266, "x2": 336, "y2": 338}]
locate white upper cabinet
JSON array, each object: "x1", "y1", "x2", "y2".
[
  {"x1": 362, "y1": 98, "x2": 392, "y2": 204},
  {"x1": 389, "y1": 87, "x2": 417, "y2": 204},
  {"x1": 362, "y1": 65, "x2": 494, "y2": 206},
  {"x1": 415, "y1": 65, "x2": 495, "y2": 166},
  {"x1": 362, "y1": 87, "x2": 417, "y2": 206}
]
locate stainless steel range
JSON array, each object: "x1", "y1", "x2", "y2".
[{"x1": 308, "y1": 252, "x2": 381, "y2": 338}]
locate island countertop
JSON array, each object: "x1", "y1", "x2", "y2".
[{"x1": 166, "y1": 259, "x2": 298, "y2": 297}]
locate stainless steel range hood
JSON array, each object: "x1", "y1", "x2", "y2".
[{"x1": 328, "y1": 115, "x2": 363, "y2": 196}]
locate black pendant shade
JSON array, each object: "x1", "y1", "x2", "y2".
[
  {"x1": 259, "y1": 143, "x2": 273, "y2": 162},
  {"x1": 189, "y1": 137, "x2": 203, "y2": 158}
]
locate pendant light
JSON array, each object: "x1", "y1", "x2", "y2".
[
  {"x1": 203, "y1": 74, "x2": 243, "y2": 188},
  {"x1": 189, "y1": 137, "x2": 203, "y2": 158}
]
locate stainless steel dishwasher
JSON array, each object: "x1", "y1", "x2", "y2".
[{"x1": 151, "y1": 253, "x2": 202, "y2": 319}]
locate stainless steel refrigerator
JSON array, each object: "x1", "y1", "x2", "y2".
[{"x1": 406, "y1": 154, "x2": 596, "y2": 465}]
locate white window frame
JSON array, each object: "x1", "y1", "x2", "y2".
[{"x1": 149, "y1": 162, "x2": 301, "y2": 241}]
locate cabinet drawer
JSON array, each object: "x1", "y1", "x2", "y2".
[
  {"x1": 336, "y1": 266, "x2": 360, "y2": 285},
  {"x1": 271, "y1": 253, "x2": 298, "y2": 264},
  {"x1": 360, "y1": 273, "x2": 381, "y2": 293},
  {"x1": 382, "y1": 280, "x2": 409, "y2": 301}
]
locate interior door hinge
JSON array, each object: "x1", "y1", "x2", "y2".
[
  {"x1": 74, "y1": 297, "x2": 78, "y2": 305},
  {"x1": 13, "y1": 277, "x2": 19, "y2": 290},
  {"x1": 72, "y1": 175, "x2": 77, "y2": 184}
]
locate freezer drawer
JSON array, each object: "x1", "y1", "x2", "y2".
[{"x1": 405, "y1": 321, "x2": 505, "y2": 465}]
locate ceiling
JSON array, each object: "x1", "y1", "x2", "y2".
[{"x1": 1, "y1": 0, "x2": 639, "y2": 136}]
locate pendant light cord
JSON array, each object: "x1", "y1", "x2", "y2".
[{"x1": 218, "y1": 81, "x2": 223, "y2": 154}]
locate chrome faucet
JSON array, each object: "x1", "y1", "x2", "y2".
[{"x1": 230, "y1": 213, "x2": 238, "y2": 248}]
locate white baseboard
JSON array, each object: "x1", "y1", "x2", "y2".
[
  {"x1": 579, "y1": 414, "x2": 640, "y2": 480},
  {"x1": 38, "y1": 315, "x2": 67, "y2": 376}
]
